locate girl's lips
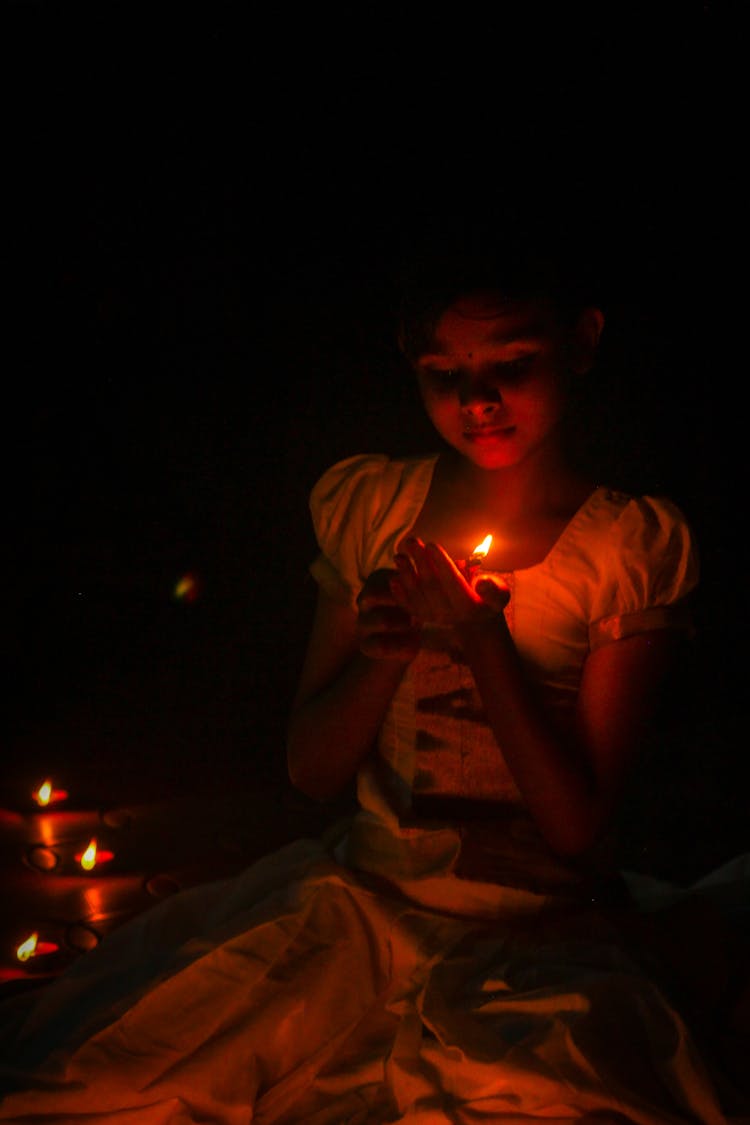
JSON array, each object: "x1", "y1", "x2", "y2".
[{"x1": 463, "y1": 426, "x2": 516, "y2": 443}]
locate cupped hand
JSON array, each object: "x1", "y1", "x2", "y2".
[
  {"x1": 391, "y1": 538, "x2": 510, "y2": 628},
  {"x1": 356, "y1": 568, "x2": 421, "y2": 662}
]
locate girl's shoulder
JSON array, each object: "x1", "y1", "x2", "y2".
[
  {"x1": 573, "y1": 487, "x2": 697, "y2": 556},
  {"x1": 308, "y1": 454, "x2": 440, "y2": 600},
  {"x1": 560, "y1": 487, "x2": 700, "y2": 624},
  {"x1": 309, "y1": 453, "x2": 439, "y2": 537}
]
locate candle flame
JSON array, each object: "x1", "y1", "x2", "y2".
[
  {"x1": 76, "y1": 839, "x2": 113, "y2": 869},
  {"x1": 80, "y1": 839, "x2": 98, "y2": 871},
  {"x1": 471, "y1": 534, "x2": 493, "y2": 559},
  {"x1": 35, "y1": 781, "x2": 52, "y2": 806},
  {"x1": 33, "y1": 780, "x2": 67, "y2": 806},
  {"x1": 16, "y1": 933, "x2": 38, "y2": 962}
]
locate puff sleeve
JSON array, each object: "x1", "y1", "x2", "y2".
[
  {"x1": 586, "y1": 494, "x2": 700, "y2": 651},
  {"x1": 308, "y1": 454, "x2": 436, "y2": 609}
]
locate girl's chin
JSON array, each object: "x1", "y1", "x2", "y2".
[
  {"x1": 460, "y1": 443, "x2": 524, "y2": 470},
  {"x1": 472, "y1": 455, "x2": 522, "y2": 471}
]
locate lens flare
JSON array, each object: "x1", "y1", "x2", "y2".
[{"x1": 174, "y1": 573, "x2": 200, "y2": 603}]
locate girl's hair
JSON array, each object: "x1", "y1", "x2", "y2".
[{"x1": 395, "y1": 210, "x2": 604, "y2": 365}]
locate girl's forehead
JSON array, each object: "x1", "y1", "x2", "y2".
[
  {"x1": 430, "y1": 291, "x2": 557, "y2": 353},
  {"x1": 450, "y1": 290, "x2": 523, "y2": 319}
]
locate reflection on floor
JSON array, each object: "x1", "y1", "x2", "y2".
[{"x1": 1, "y1": 763, "x2": 353, "y2": 992}]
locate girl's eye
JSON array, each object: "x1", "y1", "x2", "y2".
[
  {"x1": 496, "y1": 355, "x2": 535, "y2": 382},
  {"x1": 420, "y1": 356, "x2": 536, "y2": 392},
  {"x1": 424, "y1": 368, "x2": 459, "y2": 390}
]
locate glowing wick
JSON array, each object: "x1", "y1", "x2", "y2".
[
  {"x1": 461, "y1": 534, "x2": 493, "y2": 580},
  {"x1": 16, "y1": 933, "x2": 59, "y2": 962},
  {"x1": 75, "y1": 839, "x2": 114, "y2": 871},
  {"x1": 80, "y1": 840, "x2": 97, "y2": 870},
  {"x1": 33, "y1": 780, "x2": 68, "y2": 807},
  {"x1": 16, "y1": 933, "x2": 37, "y2": 961},
  {"x1": 470, "y1": 534, "x2": 493, "y2": 562}
]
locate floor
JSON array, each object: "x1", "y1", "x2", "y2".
[
  {"x1": 3, "y1": 587, "x2": 747, "y2": 994},
  {"x1": 2, "y1": 494, "x2": 749, "y2": 1120},
  {"x1": 3, "y1": 329, "x2": 748, "y2": 995},
  {"x1": 1, "y1": 772, "x2": 353, "y2": 991},
  {"x1": 1, "y1": 552, "x2": 356, "y2": 992}
]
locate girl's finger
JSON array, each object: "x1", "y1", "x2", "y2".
[
  {"x1": 406, "y1": 542, "x2": 450, "y2": 618},
  {"x1": 393, "y1": 552, "x2": 417, "y2": 579},
  {"x1": 474, "y1": 575, "x2": 511, "y2": 612},
  {"x1": 425, "y1": 541, "x2": 468, "y2": 584},
  {"x1": 424, "y1": 543, "x2": 477, "y2": 609},
  {"x1": 388, "y1": 573, "x2": 410, "y2": 607},
  {"x1": 394, "y1": 550, "x2": 435, "y2": 619}
]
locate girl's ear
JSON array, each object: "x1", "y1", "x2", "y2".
[{"x1": 568, "y1": 307, "x2": 605, "y2": 374}]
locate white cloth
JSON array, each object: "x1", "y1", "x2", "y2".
[
  {"x1": 0, "y1": 456, "x2": 742, "y2": 1124},
  {"x1": 311, "y1": 455, "x2": 699, "y2": 898}
]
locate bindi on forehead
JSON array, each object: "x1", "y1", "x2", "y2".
[{"x1": 415, "y1": 293, "x2": 558, "y2": 368}]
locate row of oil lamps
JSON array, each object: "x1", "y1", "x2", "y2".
[
  {"x1": 15, "y1": 779, "x2": 115, "y2": 966},
  {"x1": 10, "y1": 574, "x2": 204, "y2": 971},
  {"x1": 11, "y1": 550, "x2": 497, "y2": 970}
]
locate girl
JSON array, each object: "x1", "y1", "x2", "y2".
[
  {"x1": 0, "y1": 220, "x2": 745, "y2": 1123},
  {"x1": 287, "y1": 225, "x2": 697, "y2": 903}
]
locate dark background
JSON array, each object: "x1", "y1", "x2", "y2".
[{"x1": 4, "y1": 5, "x2": 745, "y2": 880}]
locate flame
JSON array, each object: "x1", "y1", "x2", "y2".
[
  {"x1": 76, "y1": 839, "x2": 114, "y2": 870},
  {"x1": 471, "y1": 534, "x2": 493, "y2": 559},
  {"x1": 33, "y1": 780, "x2": 67, "y2": 807},
  {"x1": 16, "y1": 933, "x2": 38, "y2": 962},
  {"x1": 35, "y1": 781, "x2": 52, "y2": 806},
  {"x1": 80, "y1": 839, "x2": 98, "y2": 871},
  {"x1": 15, "y1": 933, "x2": 59, "y2": 961}
]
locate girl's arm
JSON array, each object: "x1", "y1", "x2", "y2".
[
  {"x1": 393, "y1": 538, "x2": 683, "y2": 858},
  {"x1": 286, "y1": 574, "x2": 417, "y2": 801},
  {"x1": 458, "y1": 615, "x2": 681, "y2": 857}
]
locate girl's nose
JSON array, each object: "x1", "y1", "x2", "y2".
[
  {"x1": 458, "y1": 374, "x2": 502, "y2": 411},
  {"x1": 462, "y1": 401, "x2": 502, "y2": 430}
]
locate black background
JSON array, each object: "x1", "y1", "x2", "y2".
[{"x1": 4, "y1": 5, "x2": 745, "y2": 874}]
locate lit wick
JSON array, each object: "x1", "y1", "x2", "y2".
[
  {"x1": 16, "y1": 933, "x2": 59, "y2": 962},
  {"x1": 75, "y1": 839, "x2": 114, "y2": 871},
  {"x1": 33, "y1": 779, "x2": 69, "y2": 807},
  {"x1": 460, "y1": 534, "x2": 493, "y2": 582}
]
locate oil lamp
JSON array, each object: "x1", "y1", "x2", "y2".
[
  {"x1": 33, "y1": 779, "x2": 68, "y2": 807},
  {"x1": 460, "y1": 534, "x2": 493, "y2": 582},
  {"x1": 16, "y1": 932, "x2": 59, "y2": 962},
  {"x1": 75, "y1": 838, "x2": 115, "y2": 871}
]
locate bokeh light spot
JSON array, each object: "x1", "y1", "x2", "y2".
[{"x1": 173, "y1": 572, "x2": 200, "y2": 603}]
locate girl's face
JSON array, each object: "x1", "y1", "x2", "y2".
[{"x1": 413, "y1": 291, "x2": 577, "y2": 472}]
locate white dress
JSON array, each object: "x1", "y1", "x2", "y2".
[
  {"x1": 0, "y1": 454, "x2": 744, "y2": 1125},
  {"x1": 310, "y1": 455, "x2": 699, "y2": 906}
]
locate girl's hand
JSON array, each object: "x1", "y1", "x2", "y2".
[
  {"x1": 392, "y1": 538, "x2": 510, "y2": 629},
  {"x1": 356, "y1": 568, "x2": 421, "y2": 663}
]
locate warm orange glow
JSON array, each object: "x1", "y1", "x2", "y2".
[
  {"x1": 33, "y1": 780, "x2": 68, "y2": 807},
  {"x1": 16, "y1": 933, "x2": 38, "y2": 961},
  {"x1": 174, "y1": 572, "x2": 200, "y2": 603},
  {"x1": 471, "y1": 534, "x2": 493, "y2": 559},
  {"x1": 75, "y1": 839, "x2": 114, "y2": 871},
  {"x1": 80, "y1": 839, "x2": 98, "y2": 870},
  {"x1": 16, "y1": 933, "x2": 59, "y2": 961}
]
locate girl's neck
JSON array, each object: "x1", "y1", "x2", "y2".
[{"x1": 439, "y1": 447, "x2": 594, "y2": 524}]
